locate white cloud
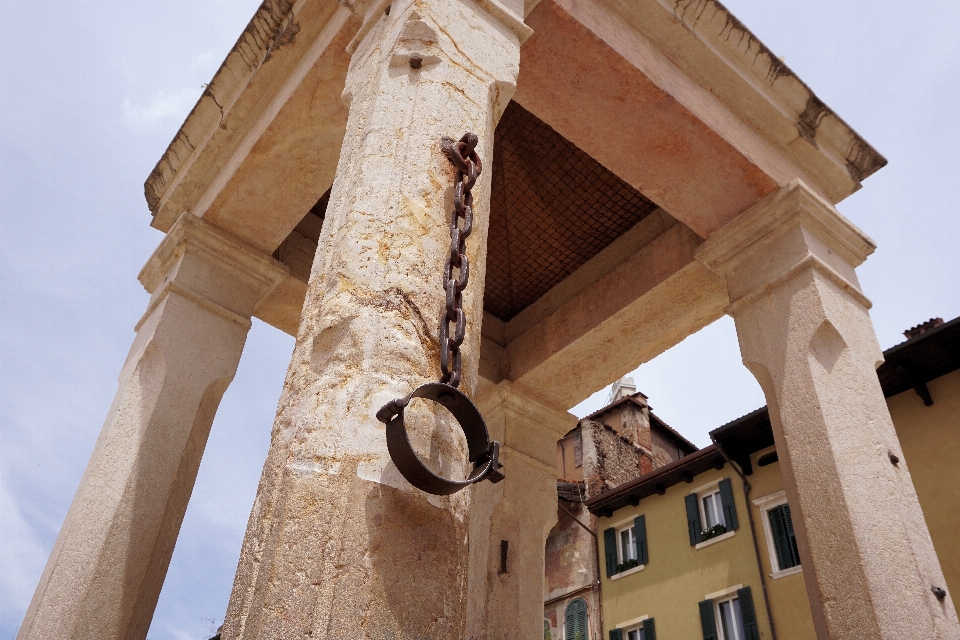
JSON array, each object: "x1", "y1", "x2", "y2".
[
  {"x1": 123, "y1": 87, "x2": 202, "y2": 129},
  {"x1": 0, "y1": 479, "x2": 49, "y2": 625}
]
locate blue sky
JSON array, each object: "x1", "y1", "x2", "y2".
[{"x1": 1, "y1": 1, "x2": 957, "y2": 639}]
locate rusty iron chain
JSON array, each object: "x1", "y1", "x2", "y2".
[
  {"x1": 374, "y1": 132, "x2": 503, "y2": 495},
  {"x1": 439, "y1": 132, "x2": 482, "y2": 388}
]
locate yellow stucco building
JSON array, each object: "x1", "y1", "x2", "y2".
[{"x1": 584, "y1": 316, "x2": 959, "y2": 640}]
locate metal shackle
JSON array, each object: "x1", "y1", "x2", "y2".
[{"x1": 376, "y1": 382, "x2": 504, "y2": 495}]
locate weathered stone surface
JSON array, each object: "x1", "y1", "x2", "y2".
[
  {"x1": 221, "y1": 0, "x2": 523, "y2": 636},
  {"x1": 698, "y1": 181, "x2": 960, "y2": 639},
  {"x1": 467, "y1": 381, "x2": 577, "y2": 639},
  {"x1": 18, "y1": 214, "x2": 287, "y2": 640}
]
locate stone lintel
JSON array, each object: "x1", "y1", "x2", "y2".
[
  {"x1": 696, "y1": 179, "x2": 876, "y2": 313},
  {"x1": 147, "y1": 1, "x2": 358, "y2": 252},
  {"x1": 138, "y1": 213, "x2": 288, "y2": 330},
  {"x1": 495, "y1": 221, "x2": 727, "y2": 408}
]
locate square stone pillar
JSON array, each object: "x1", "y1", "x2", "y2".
[
  {"x1": 466, "y1": 381, "x2": 577, "y2": 639},
  {"x1": 18, "y1": 213, "x2": 287, "y2": 640},
  {"x1": 697, "y1": 180, "x2": 959, "y2": 639},
  {"x1": 221, "y1": 0, "x2": 529, "y2": 637}
]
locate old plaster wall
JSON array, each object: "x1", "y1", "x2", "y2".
[
  {"x1": 888, "y1": 369, "x2": 960, "y2": 600},
  {"x1": 544, "y1": 500, "x2": 602, "y2": 640}
]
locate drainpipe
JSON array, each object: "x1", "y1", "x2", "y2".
[{"x1": 711, "y1": 440, "x2": 778, "y2": 640}]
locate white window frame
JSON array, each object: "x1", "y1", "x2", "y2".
[
  {"x1": 623, "y1": 625, "x2": 645, "y2": 640},
  {"x1": 617, "y1": 522, "x2": 637, "y2": 564},
  {"x1": 714, "y1": 593, "x2": 744, "y2": 640},
  {"x1": 616, "y1": 614, "x2": 650, "y2": 640},
  {"x1": 753, "y1": 490, "x2": 803, "y2": 579},
  {"x1": 703, "y1": 585, "x2": 746, "y2": 640},
  {"x1": 700, "y1": 487, "x2": 726, "y2": 530}
]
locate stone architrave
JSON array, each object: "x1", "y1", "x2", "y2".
[
  {"x1": 697, "y1": 180, "x2": 960, "y2": 639},
  {"x1": 221, "y1": 0, "x2": 528, "y2": 637},
  {"x1": 18, "y1": 213, "x2": 288, "y2": 640},
  {"x1": 467, "y1": 381, "x2": 578, "y2": 639}
]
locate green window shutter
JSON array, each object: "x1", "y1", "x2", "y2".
[
  {"x1": 782, "y1": 503, "x2": 801, "y2": 567},
  {"x1": 737, "y1": 586, "x2": 760, "y2": 640},
  {"x1": 565, "y1": 598, "x2": 588, "y2": 640},
  {"x1": 769, "y1": 504, "x2": 800, "y2": 570},
  {"x1": 698, "y1": 599, "x2": 718, "y2": 640},
  {"x1": 685, "y1": 494, "x2": 702, "y2": 545},
  {"x1": 634, "y1": 515, "x2": 648, "y2": 565},
  {"x1": 642, "y1": 618, "x2": 656, "y2": 640},
  {"x1": 608, "y1": 630, "x2": 622, "y2": 640},
  {"x1": 603, "y1": 527, "x2": 617, "y2": 576},
  {"x1": 718, "y1": 478, "x2": 739, "y2": 530}
]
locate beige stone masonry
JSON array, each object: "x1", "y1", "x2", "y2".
[
  {"x1": 18, "y1": 213, "x2": 287, "y2": 640},
  {"x1": 697, "y1": 181, "x2": 960, "y2": 639},
  {"x1": 221, "y1": 0, "x2": 524, "y2": 636},
  {"x1": 467, "y1": 381, "x2": 577, "y2": 639}
]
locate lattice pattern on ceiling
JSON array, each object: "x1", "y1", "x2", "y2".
[{"x1": 483, "y1": 101, "x2": 660, "y2": 322}]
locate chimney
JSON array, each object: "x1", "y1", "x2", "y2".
[{"x1": 904, "y1": 318, "x2": 943, "y2": 340}]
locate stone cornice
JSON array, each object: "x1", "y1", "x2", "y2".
[
  {"x1": 139, "y1": 212, "x2": 289, "y2": 299},
  {"x1": 695, "y1": 180, "x2": 876, "y2": 312},
  {"x1": 695, "y1": 179, "x2": 875, "y2": 273},
  {"x1": 144, "y1": 0, "x2": 356, "y2": 231},
  {"x1": 580, "y1": 0, "x2": 885, "y2": 202}
]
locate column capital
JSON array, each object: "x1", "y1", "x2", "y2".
[
  {"x1": 695, "y1": 179, "x2": 876, "y2": 313},
  {"x1": 476, "y1": 380, "x2": 578, "y2": 438},
  {"x1": 345, "y1": 0, "x2": 533, "y2": 58},
  {"x1": 137, "y1": 212, "x2": 288, "y2": 330}
]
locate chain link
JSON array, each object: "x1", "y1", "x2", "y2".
[{"x1": 439, "y1": 132, "x2": 481, "y2": 388}]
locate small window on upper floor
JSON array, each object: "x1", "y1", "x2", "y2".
[
  {"x1": 754, "y1": 490, "x2": 802, "y2": 577},
  {"x1": 685, "y1": 478, "x2": 739, "y2": 546}
]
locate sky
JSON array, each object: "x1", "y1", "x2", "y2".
[{"x1": 0, "y1": 1, "x2": 957, "y2": 639}]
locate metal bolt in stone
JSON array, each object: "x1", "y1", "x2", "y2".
[
  {"x1": 888, "y1": 451, "x2": 900, "y2": 465},
  {"x1": 409, "y1": 55, "x2": 423, "y2": 69},
  {"x1": 932, "y1": 585, "x2": 947, "y2": 601}
]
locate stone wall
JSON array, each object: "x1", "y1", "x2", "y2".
[{"x1": 580, "y1": 419, "x2": 645, "y2": 499}]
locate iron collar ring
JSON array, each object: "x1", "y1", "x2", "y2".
[{"x1": 376, "y1": 382, "x2": 504, "y2": 495}]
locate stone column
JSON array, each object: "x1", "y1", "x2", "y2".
[
  {"x1": 18, "y1": 213, "x2": 287, "y2": 640},
  {"x1": 222, "y1": 0, "x2": 528, "y2": 637},
  {"x1": 466, "y1": 381, "x2": 577, "y2": 639},
  {"x1": 697, "y1": 180, "x2": 959, "y2": 639}
]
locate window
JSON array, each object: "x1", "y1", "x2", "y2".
[
  {"x1": 754, "y1": 490, "x2": 801, "y2": 577},
  {"x1": 609, "y1": 618, "x2": 656, "y2": 640},
  {"x1": 698, "y1": 587, "x2": 760, "y2": 640},
  {"x1": 716, "y1": 595, "x2": 744, "y2": 640},
  {"x1": 564, "y1": 598, "x2": 588, "y2": 640},
  {"x1": 603, "y1": 516, "x2": 647, "y2": 576},
  {"x1": 685, "y1": 479, "x2": 739, "y2": 546},
  {"x1": 701, "y1": 489, "x2": 726, "y2": 529}
]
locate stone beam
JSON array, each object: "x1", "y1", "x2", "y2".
[
  {"x1": 145, "y1": 0, "x2": 359, "y2": 252},
  {"x1": 478, "y1": 210, "x2": 728, "y2": 409},
  {"x1": 514, "y1": 0, "x2": 885, "y2": 239}
]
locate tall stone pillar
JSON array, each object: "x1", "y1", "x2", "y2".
[
  {"x1": 222, "y1": 0, "x2": 527, "y2": 637},
  {"x1": 18, "y1": 213, "x2": 287, "y2": 640},
  {"x1": 697, "y1": 180, "x2": 959, "y2": 639},
  {"x1": 466, "y1": 381, "x2": 576, "y2": 639}
]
